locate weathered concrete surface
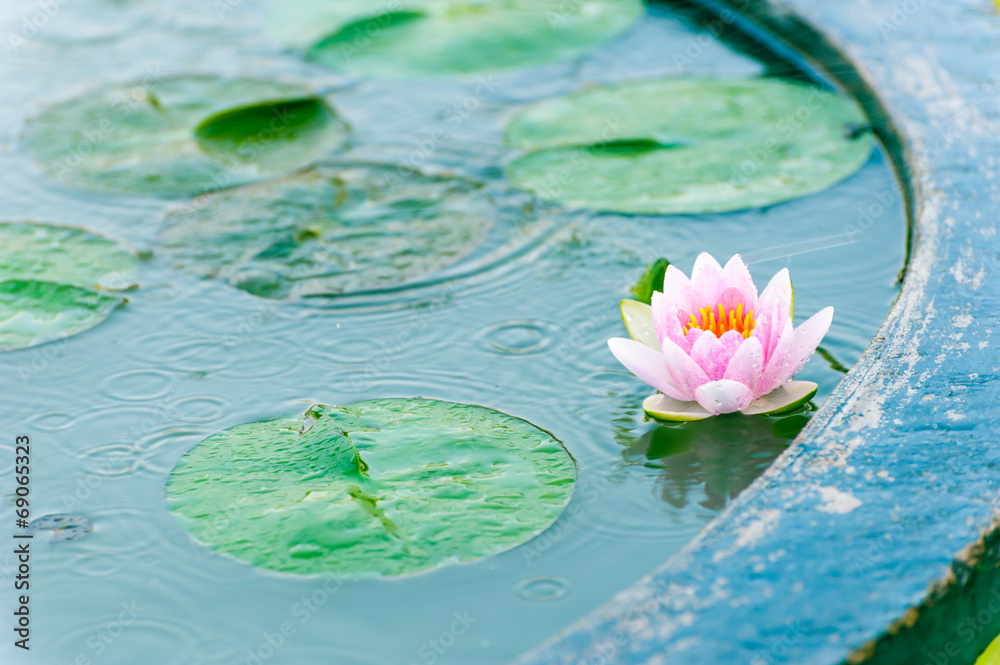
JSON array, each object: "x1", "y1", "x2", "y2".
[{"x1": 514, "y1": 1, "x2": 1000, "y2": 664}]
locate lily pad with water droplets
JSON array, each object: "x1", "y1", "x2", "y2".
[
  {"x1": 20, "y1": 76, "x2": 348, "y2": 198},
  {"x1": 620, "y1": 299, "x2": 659, "y2": 350},
  {"x1": 0, "y1": 223, "x2": 138, "y2": 291},
  {"x1": 166, "y1": 398, "x2": 576, "y2": 578},
  {"x1": 0, "y1": 281, "x2": 125, "y2": 352},
  {"x1": 271, "y1": 0, "x2": 644, "y2": 77},
  {"x1": 157, "y1": 163, "x2": 493, "y2": 299},
  {"x1": 505, "y1": 78, "x2": 873, "y2": 214},
  {"x1": 26, "y1": 514, "x2": 94, "y2": 543}
]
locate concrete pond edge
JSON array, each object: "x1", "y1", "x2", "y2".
[{"x1": 514, "y1": 0, "x2": 1000, "y2": 663}]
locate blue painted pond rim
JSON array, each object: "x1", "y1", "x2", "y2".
[{"x1": 513, "y1": 0, "x2": 1000, "y2": 663}]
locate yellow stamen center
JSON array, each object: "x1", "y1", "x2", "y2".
[{"x1": 684, "y1": 302, "x2": 756, "y2": 339}]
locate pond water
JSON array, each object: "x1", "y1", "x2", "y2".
[{"x1": 0, "y1": 1, "x2": 905, "y2": 664}]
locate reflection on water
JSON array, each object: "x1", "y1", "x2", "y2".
[{"x1": 617, "y1": 411, "x2": 809, "y2": 511}]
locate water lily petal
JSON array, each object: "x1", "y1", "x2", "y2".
[
  {"x1": 642, "y1": 393, "x2": 712, "y2": 422},
  {"x1": 608, "y1": 337, "x2": 687, "y2": 400},
  {"x1": 724, "y1": 336, "x2": 764, "y2": 394},
  {"x1": 751, "y1": 301, "x2": 788, "y2": 363},
  {"x1": 689, "y1": 331, "x2": 730, "y2": 380},
  {"x1": 620, "y1": 299, "x2": 659, "y2": 350},
  {"x1": 757, "y1": 318, "x2": 796, "y2": 395},
  {"x1": 759, "y1": 267, "x2": 792, "y2": 321},
  {"x1": 718, "y1": 329, "x2": 744, "y2": 357},
  {"x1": 721, "y1": 254, "x2": 758, "y2": 306},
  {"x1": 694, "y1": 379, "x2": 754, "y2": 415},
  {"x1": 651, "y1": 292, "x2": 689, "y2": 349},
  {"x1": 684, "y1": 326, "x2": 706, "y2": 349},
  {"x1": 783, "y1": 306, "x2": 834, "y2": 380},
  {"x1": 661, "y1": 264, "x2": 694, "y2": 301},
  {"x1": 662, "y1": 336, "x2": 711, "y2": 401},
  {"x1": 690, "y1": 252, "x2": 726, "y2": 302},
  {"x1": 741, "y1": 381, "x2": 818, "y2": 416}
]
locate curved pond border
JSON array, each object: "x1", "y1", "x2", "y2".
[{"x1": 515, "y1": 0, "x2": 1000, "y2": 663}]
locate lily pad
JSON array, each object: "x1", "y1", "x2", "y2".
[
  {"x1": 505, "y1": 78, "x2": 873, "y2": 214},
  {"x1": 642, "y1": 380, "x2": 817, "y2": 422},
  {"x1": 0, "y1": 280, "x2": 125, "y2": 352},
  {"x1": 0, "y1": 223, "x2": 138, "y2": 290},
  {"x1": 157, "y1": 164, "x2": 494, "y2": 299},
  {"x1": 166, "y1": 398, "x2": 576, "y2": 578},
  {"x1": 26, "y1": 513, "x2": 94, "y2": 543},
  {"x1": 21, "y1": 76, "x2": 348, "y2": 198},
  {"x1": 740, "y1": 380, "x2": 817, "y2": 416},
  {"x1": 642, "y1": 394, "x2": 714, "y2": 422},
  {"x1": 272, "y1": 0, "x2": 644, "y2": 77},
  {"x1": 630, "y1": 257, "x2": 671, "y2": 304},
  {"x1": 620, "y1": 299, "x2": 659, "y2": 350}
]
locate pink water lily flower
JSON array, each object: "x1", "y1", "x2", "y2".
[{"x1": 608, "y1": 253, "x2": 833, "y2": 421}]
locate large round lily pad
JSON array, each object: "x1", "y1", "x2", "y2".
[
  {"x1": 0, "y1": 280, "x2": 124, "y2": 352},
  {"x1": 21, "y1": 76, "x2": 348, "y2": 198},
  {"x1": 166, "y1": 398, "x2": 576, "y2": 578},
  {"x1": 0, "y1": 223, "x2": 138, "y2": 290},
  {"x1": 505, "y1": 78, "x2": 873, "y2": 214},
  {"x1": 157, "y1": 164, "x2": 494, "y2": 299},
  {"x1": 271, "y1": 0, "x2": 644, "y2": 77}
]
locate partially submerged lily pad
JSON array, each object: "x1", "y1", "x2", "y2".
[
  {"x1": 272, "y1": 0, "x2": 644, "y2": 77},
  {"x1": 0, "y1": 281, "x2": 124, "y2": 352},
  {"x1": 21, "y1": 76, "x2": 348, "y2": 197},
  {"x1": 166, "y1": 398, "x2": 576, "y2": 578},
  {"x1": 157, "y1": 164, "x2": 493, "y2": 299},
  {"x1": 643, "y1": 381, "x2": 817, "y2": 422},
  {"x1": 26, "y1": 513, "x2": 94, "y2": 543},
  {"x1": 505, "y1": 78, "x2": 873, "y2": 214},
  {"x1": 0, "y1": 223, "x2": 138, "y2": 290}
]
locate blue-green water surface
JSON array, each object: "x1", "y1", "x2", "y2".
[{"x1": 0, "y1": 2, "x2": 905, "y2": 664}]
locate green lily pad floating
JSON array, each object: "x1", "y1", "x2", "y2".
[
  {"x1": 21, "y1": 76, "x2": 348, "y2": 198},
  {"x1": 166, "y1": 398, "x2": 576, "y2": 578},
  {"x1": 505, "y1": 78, "x2": 873, "y2": 214},
  {"x1": 0, "y1": 223, "x2": 138, "y2": 290},
  {"x1": 272, "y1": 0, "x2": 644, "y2": 77},
  {"x1": 0, "y1": 223, "x2": 135, "y2": 352},
  {"x1": 157, "y1": 163, "x2": 493, "y2": 299},
  {"x1": 630, "y1": 257, "x2": 671, "y2": 304},
  {"x1": 0, "y1": 280, "x2": 124, "y2": 352}
]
